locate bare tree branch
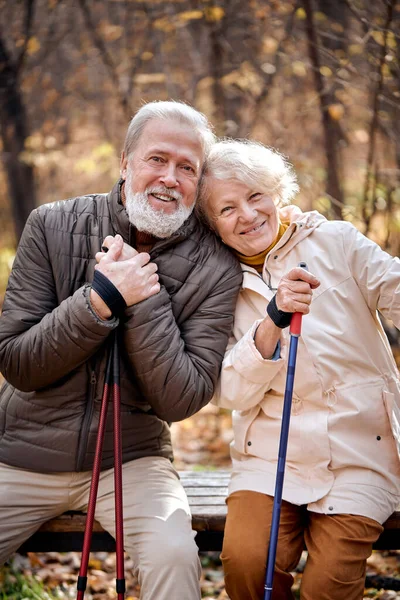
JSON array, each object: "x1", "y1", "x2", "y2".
[
  {"x1": 245, "y1": 0, "x2": 300, "y2": 133},
  {"x1": 361, "y1": 0, "x2": 396, "y2": 233},
  {"x1": 78, "y1": 0, "x2": 133, "y2": 117},
  {"x1": 15, "y1": 0, "x2": 35, "y2": 75},
  {"x1": 204, "y1": 0, "x2": 228, "y2": 134},
  {"x1": 339, "y1": 0, "x2": 370, "y2": 33},
  {"x1": 303, "y1": 0, "x2": 344, "y2": 219}
]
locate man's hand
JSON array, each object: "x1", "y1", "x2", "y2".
[
  {"x1": 90, "y1": 235, "x2": 160, "y2": 319},
  {"x1": 95, "y1": 235, "x2": 138, "y2": 263},
  {"x1": 275, "y1": 266, "x2": 320, "y2": 315}
]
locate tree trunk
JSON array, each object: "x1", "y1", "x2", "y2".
[
  {"x1": 361, "y1": 0, "x2": 396, "y2": 234},
  {"x1": 303, "y1": 0, "x2": 344, "y2": 219},
  {"x1": 206, "y1": 2, "x2": 227, "y2": 135},
  {"x1": 0, "y1": 35, "x2": 36, "y2": 243}
]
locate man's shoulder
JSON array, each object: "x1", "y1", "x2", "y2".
[
  {"x1": 31, "y1": 193, "x2": 110, "y2": 235},
  {"x1": 177, "y1": 216, "x2": 242, "y2": 277},
  {"x1": 36, "y1": 192, "x2": 108, "y2": 218},
  {"x1": 200, "y1": 228, "x2": 240, "y2": 270}
]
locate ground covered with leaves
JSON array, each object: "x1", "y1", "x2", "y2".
[{"x1": 1, "y1": 404, "x2": 399, "y2": 599}]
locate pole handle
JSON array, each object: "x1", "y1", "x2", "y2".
[{"x1": 289, "y1": 262, "x2": 308, "y2": 337}]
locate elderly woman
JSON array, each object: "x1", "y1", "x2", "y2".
[{"x1": 199, "y1": 139, "x2": 400, "y2": 600}]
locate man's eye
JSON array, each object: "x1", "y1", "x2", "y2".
[
  {"x1": 150, "y1": 156, "x2": 162, "y2": 163},
  {"x1": 181, "y1": 165, "x2": 195, "y2": 173}
]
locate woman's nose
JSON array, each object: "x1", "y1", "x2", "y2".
[{"x1": 238, "y1": 204, "x2": 257, "y2": 222}]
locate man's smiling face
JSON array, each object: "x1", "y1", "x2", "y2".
[{"x1": 121, "y1": 117, "x2": 204, "y2": 215}]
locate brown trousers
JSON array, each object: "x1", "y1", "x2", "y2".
[{"x1": 221, "y1": 491, "x2": 383, "y2": 600}]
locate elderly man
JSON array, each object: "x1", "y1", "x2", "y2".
[{"x1": 0, "y1": 101, "x2": 242, "y2": 599}]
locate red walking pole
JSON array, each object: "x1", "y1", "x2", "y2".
[
  {"x1": 76, "y1": 331, "x2": 126, "y2": 599},
  {"x1": 112, "y1": 335, "x2": 125, "y2": 600}
]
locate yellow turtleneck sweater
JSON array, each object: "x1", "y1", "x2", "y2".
[{"x1": 234, "y1": 221, "x2": 289, "y2": 273}]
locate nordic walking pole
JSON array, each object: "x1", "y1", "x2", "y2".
[
  {"x1": 77, "y1": 329, "x2": 126, "y2": 599},
  {"x1": 77, "y1": 335, "x2": 114, "y2": 600},
  {"x1": 264, "y1": 262, "x2": 308, "y2": 600},
  {"x1": 112, "y1": 332, "x2": 126, "y2": 599}
]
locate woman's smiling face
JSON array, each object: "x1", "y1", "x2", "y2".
[{"x1": 206, "y1": 178, "x2": 280, "y2": 256}]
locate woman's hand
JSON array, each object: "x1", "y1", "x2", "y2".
[
  {"x1": 275, "y1": 266, "x2": 320, "y2": 315},
  {"x1": 254, "y1": 267, "x2": 320, "y2": 359}
]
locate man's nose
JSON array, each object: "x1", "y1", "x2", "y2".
[{"x1": 159, "y1": 164, "x2": 178, "y2": 187}]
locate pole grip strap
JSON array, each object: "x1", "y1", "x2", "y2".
[
  {"x1": 91, "y1": 270, "x2": 127, "y2": 317},
  {"x1": 266, "y1": 295, "x2": 292, "y2": 329}
]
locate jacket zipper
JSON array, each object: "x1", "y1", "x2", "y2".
[
  {"x1": 242, "y1": 233, "x2": 294, "y2": 292},
  {"x1": 76, "y1": 370, "x2": 97, "y2": 471},
  {"x1": 263, "y1": 225, "x2": 298, "y2": 291}
]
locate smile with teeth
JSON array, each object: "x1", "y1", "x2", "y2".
[
  {"x1": 151, "y1": 193, "x2": 176, "y2": 203},
  {"x1": 240, "y1": 221, "x2": 265, "y2": 235}
]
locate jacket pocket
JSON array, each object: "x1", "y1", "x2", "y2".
[{"x1": 232, "y1": 406, "x2": 260, "y2": 455}]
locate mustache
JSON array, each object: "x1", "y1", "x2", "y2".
[{"x1": 145, "y1": 186, "x2": 183, "y2": 202}]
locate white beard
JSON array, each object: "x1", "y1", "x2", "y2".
[{"x1": 124, "y1": 171, "x2": 195, "y2": 239}]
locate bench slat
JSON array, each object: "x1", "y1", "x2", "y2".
[
  {"x1": 182, "y1": 487, "x2": 227, "y2": 497},
  {"x1": 17, "y1": 470, "x2": 400, "y2": 553}
]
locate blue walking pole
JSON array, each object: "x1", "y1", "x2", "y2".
[{"x1": 264, "y1": 262, "x2": 308, "y2": 600}]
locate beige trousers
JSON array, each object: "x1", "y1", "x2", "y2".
[
  {"x1": 221, "y1": 490, "x2": 383, "y2": 600},
  {"x1": 0, "y1": 456, "x2": 201, "y2": 600}
]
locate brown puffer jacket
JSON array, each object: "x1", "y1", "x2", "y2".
[{"x1": 0, "y1": 181, "x2": 242, "y2": 473}]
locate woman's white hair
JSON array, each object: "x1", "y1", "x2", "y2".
[
  {"x1": 198, "y1": 138, "x2": 299, "y2": 227},
  {"x1": 123, "y1": 100, "x2": 216, "y2": 158}
]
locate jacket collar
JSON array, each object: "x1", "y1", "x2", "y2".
[
  {"x1": 240, "y1": 207, "x2": 327, "y2": 294},
  {"x1": 106, "y1": 179, "x2": 201, "y2": 256},
  {"x1": 272, "y1": 206, "x2": 326, "y2": 257}
]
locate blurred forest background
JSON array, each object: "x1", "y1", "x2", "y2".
[
  {"x1": 1, "y1": 0, "x2": 400, "y2": 598},
  {"x1": 1, "y1": 0, "x2": 400, "y2": 291}
]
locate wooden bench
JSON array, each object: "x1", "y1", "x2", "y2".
[{"x1": 18, "y1": 470, "x2": 400, "y2": 554}]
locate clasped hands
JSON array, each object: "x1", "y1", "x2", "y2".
[{"x1": 90, "y1": 234, "x2": 160, "y2": 320}]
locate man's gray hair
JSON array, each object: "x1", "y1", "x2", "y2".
[
  {"x1": 123, "y1": 100, "x2": 216, "y2": 158},
  {"x1": 200, "y1": 139, "x2": 299, "y2": 215}
]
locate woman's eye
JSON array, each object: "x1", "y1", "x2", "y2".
[
  {"x1": 250, "y1": 193, "x2": 261, "y2": 201},
  {"x1": 221, "y1": 206, "x2": 233, "y2": 215}
]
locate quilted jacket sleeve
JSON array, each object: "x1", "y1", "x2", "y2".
[
  {"x1": 121, "y1": 262, "x2": 242, "y2": 422},
  {"x1": 341, "y1": 221, "x2": 400, "y2": 328},
  {"x1": 0, "y1": 209, "x2": 117, "y2": 392}
]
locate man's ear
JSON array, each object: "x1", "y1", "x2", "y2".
[{"x1": 120, "y1": 152, "x2": 128, "y2": 180}]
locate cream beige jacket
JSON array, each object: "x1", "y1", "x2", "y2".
[{"x1": 213, "y1": 208, "x2": 400, "y2": 523}]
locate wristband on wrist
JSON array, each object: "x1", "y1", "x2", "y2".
[
  {"x1": 266, "y1": 294, "x2": 292, "y2": 329},
  {"x1": 91, "y1": 270, "x2": 127, "y2": 317}
]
